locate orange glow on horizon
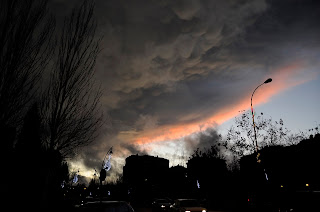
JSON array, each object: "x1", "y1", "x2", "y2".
[{"x1": 131, "y1": 62, "x2": 316, "y2": 145}]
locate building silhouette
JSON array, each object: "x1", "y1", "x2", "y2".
[
  {"x1": 123, "y1": 154, "x2": 169, "y2": 203},
  {"x1": 240, "y1": 133, "x2": 320, "y2": 210},
  {"x1": 240, "y1": 133, "x2": 320, "y2": 192},
  {"x1": 123, "y1": 154, "x2": 169, "y2": 185}
]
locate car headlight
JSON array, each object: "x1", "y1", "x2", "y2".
[
  {"x1": 161, "y1": 205, "x2": 165, "y2": 208},
  {"x1": 202, "y1": 210, "x2": 206, "y2": 212},
  {"x1": 185, "y1": 211, "x2": 190, "y2": 212}
]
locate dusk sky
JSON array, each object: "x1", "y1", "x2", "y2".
[{"x1": 49, "y1": 0, "x2": 320, "y2": 182}]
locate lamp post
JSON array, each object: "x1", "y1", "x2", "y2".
[{"x1": 251, "y1": 78, "x2": 272, "y2": 162}]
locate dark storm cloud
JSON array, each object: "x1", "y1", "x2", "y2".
[
  {"x1": 110, "y1": 72, "x2": 256, "y2": 128},
  {"x1": 48, "y1": 0, "x2": 320, "y2": 127},
  {"x1": 92, "y1": 0, "x2": 269, "y2": 131},
  {"x1": 48, "y1": 0, "x2": 320, "y2": 174},
  {"x1": 183, "y1": 127, "x2": 222, "y2": 152}
]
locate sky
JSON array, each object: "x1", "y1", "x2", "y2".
[{"x1": 48, "y1": 0, "x2": 320, "y2": 183}]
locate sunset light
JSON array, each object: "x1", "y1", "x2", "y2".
[
  {"x1": 3, "y1": 0, "x2": 320, "y2": 209},
  {"x1": 133, "y1": 62, "x2": 316, "y2": 145}
]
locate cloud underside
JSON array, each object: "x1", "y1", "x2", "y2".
[
  {"x1": 96, "y1": 0, "x2": 319, "y2": 141},
  {"x1": 53, "y1": 0, "x2": 320, "y2": 179}
]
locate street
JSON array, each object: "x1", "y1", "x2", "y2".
[{"x1": 134, "y1": 209, "x2": 234, "y2": 212}]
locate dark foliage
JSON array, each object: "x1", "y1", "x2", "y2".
[
  {"x1": 42, "y1": 0, "x2": 103, "y2": 157},
  {"x1": 0, "y1": 0, "x2": 54, "y2": 150}
]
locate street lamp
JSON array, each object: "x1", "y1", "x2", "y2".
[{"x1": 250, "y1": 78, "x2": 272, "y2": 162}]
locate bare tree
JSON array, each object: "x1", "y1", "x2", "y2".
[
  {"x1": 0, "y1": 0, "x2": 54, "y2": 147},
  {"x1": 223, "y1": 110, "x2": 305, "y2": 160},
  {"x1": 43, "y1": 0, "x2": 102, "y2": 157}
]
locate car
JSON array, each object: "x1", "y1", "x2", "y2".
[
  {"x1": 77, "y1": 200, "x2": 135, "y2": 212},
  {"x1": 152, "y1": 199, "x2": 172, "y2": 212},
  {"x1": 170, "y1": 199, "x2": 207, "y2": 212}
]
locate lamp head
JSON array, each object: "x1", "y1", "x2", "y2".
[{"x1": 264, "y1": 78, "x2": 272, "y2": 84}]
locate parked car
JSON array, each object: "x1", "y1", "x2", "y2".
[
  {"x1": 170, "y1": 199, "x2": 206, "y2": 212},
  {"x1": 152, "y1": 199, "x2": 171, "y2": 212},
  {"x1": 77, "y1": 200, "x2": 134, "y2": 212}
]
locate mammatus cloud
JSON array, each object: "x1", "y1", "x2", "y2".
[
  {"x1": 92, "y1": 0, "x2": 269, "y2": 139},
  {"x1": 48, "y1": 0, "x2": 320, "y2": 181}
]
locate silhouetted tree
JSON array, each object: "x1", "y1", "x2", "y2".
[
  {"x1": 0, "y1": 0, "x2": 54, "y2": 149},
  {"x1": 190, "y1": 145, "x2": 221, "y2": 159},
  {"x1": 9, "y1": 103, "x2": 66, "y2": 209},
  {"x1": 223, "y1": 111, "x2": 305, "y2": 161},
  {"x1": 14, "y1": 103, "x2": 44, "y2": 195},
  {"x1": 15, "y1": 103, "x2": 43, "y2": 152},
  {"x1": 41, "y1": 149, "x2": 70, "y2": 208},
  {"x1": 42, "y1": 0, "x2": 102, "y2": 157}
]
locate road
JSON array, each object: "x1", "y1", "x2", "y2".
[{"x1": 134, "y1": 208, "x2": 235, "y2": 212}]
